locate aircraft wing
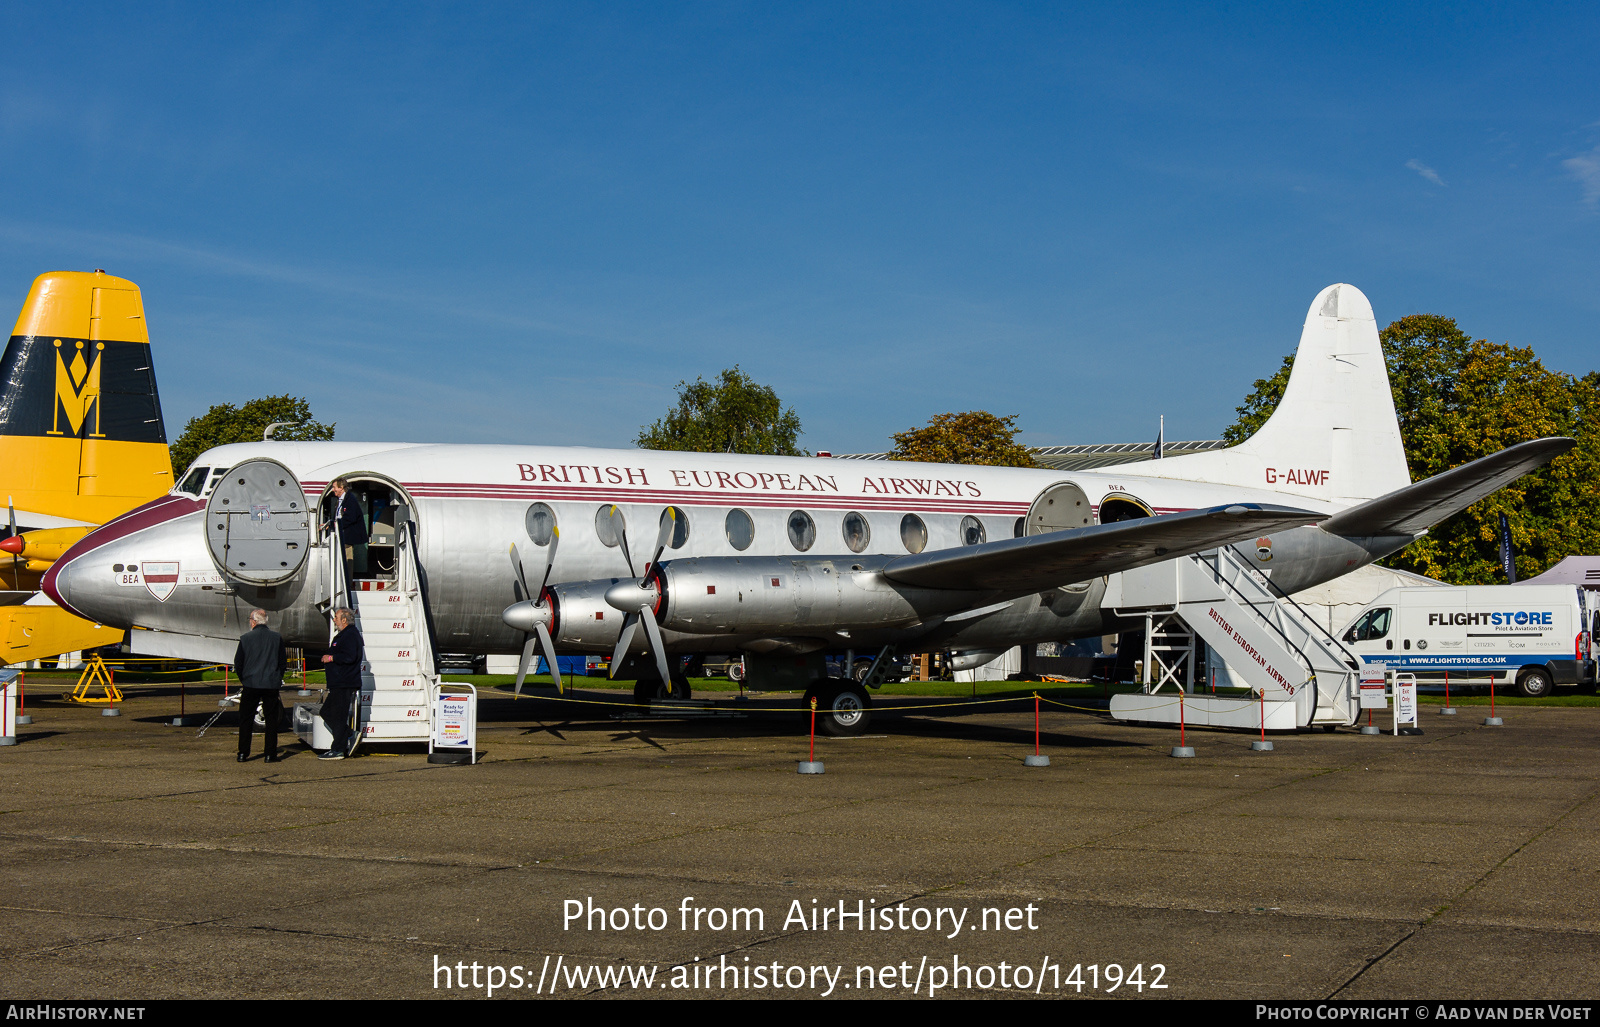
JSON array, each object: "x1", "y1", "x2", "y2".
[
  {"x1": 1320, "y1": 437, "x2": 1574, "y2": 538},
  {"x1": 881, "y1": 503, "x2": 1323, "y2": 593}
]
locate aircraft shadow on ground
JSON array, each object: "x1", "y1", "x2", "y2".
[{"x1": 488, "y1": 692, "x2": 1137, "y2": 750}]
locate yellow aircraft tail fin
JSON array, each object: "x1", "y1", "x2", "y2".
[{"x1": 0, "y1": 271, "x2": 174, "y2": 525}]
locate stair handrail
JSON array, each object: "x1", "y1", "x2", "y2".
[
  {"x1": 397, "y1": 519, "x2": 441, "y2": 682},
  {"x1": 1222, "y1": 544, "x2": 1361, "y2": 671},
  {"x1": 323, "y1": 523, "x2": 349, "y2": 643},
  {"x1": 1192, "y1": 550, "x2": 1319, "y2": 713}
]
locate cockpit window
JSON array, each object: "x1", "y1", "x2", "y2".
[{"x1": 177, "y1": 466, "x2": 210, "y2": 495}]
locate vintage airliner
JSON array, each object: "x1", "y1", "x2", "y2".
[{"x1": 41, "y1": 284, "x2": 1569, "y2": 733}]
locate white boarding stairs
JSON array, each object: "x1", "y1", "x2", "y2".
[
  {"x1": 1105, "y1": 547, "x2": 1361, "y2": 731},
  {"x1": 297, "y1": 520, "x2": 436, "y2": 746}
]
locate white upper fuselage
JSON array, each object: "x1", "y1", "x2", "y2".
[{"x1": 45, "y1": 436, "x2": 1376, "y2": 661}]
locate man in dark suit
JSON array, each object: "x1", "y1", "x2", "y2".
[
  {"x1": 319, "y1": 607, "x2": 363, "y2": 760},
  {"x1": 322, "y1": 478, "x2": 366, "y2": 583},
  {"x1": 234, "y1": 608, "x2": 287, "y2": 763}
]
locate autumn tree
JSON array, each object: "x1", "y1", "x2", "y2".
[
  {"x1": 637, "y1": 366, "x2": 805, "y2": 455},
  {"x1": 890, "y1": 411, "x2": 1038, "y2": 467},
  {"x1": 169, "y1": 396, "x2": 336, "y2": 473},
  {"x1": 1223, "y1": 315, "x2": 1600, "y2": 583}
]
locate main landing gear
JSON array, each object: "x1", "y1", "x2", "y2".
[{"x1": 804, "y1": 682, "x2": 873, "y2": 737}]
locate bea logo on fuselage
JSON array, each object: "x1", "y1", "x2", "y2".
[{"x1": 1427, "y1": 611, "x2": 1554, "y2": 627}]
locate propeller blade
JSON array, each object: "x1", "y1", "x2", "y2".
[
  {"x1": 648, "y1": 507, "x2": 675, "y2": 574},
  {"x1": 509, "y1": 543, "x2": 530, "y2": 601},
  {"x1": 535, "y1": 621, "x2": 562, "y2": 695},
  {"x1": 608, "y1": 505, "x2": 635, "y2": 578},
  {"x1": 513, "y1": 634, "x2": 539, "y2": 696},
  {"x1": 538, "y1": 526, "x2": 561, "y2": 596},
  {"x1": 7, "y1": 497, "x2": 16, "y2": 589},
  {"x1": 608, "y1": 611, "x2": 639, "y2": 679},
  {"x1": 639, "y1": 605, "x2": 673, "y2": 690}
]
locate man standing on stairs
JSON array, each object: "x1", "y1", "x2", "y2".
[
  {"x1": 322, "y1": 478, "x2": 366, "y2": 585},
  {"x1": 319, "y1": 607, "x2": 364, "y2": 759},
  {"x1": 234, "y1": 608, "x2": 287, "y2": 763}
]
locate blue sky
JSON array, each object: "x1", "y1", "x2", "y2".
[{"x1": 2, "y1": 2, "x2": 1596, "y2": 454}]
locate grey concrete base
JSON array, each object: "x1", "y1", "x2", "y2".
[
  {"x1": 1440, "y1": 707, "x2": 1458, "y2": 715},
  {"x1": 797, "y1": 761, "x2": 825, "y2": 774},
  {"x1": 217, "y1": 699, "x2": 232, "y2": 709},
  {"x1": 100, "y1": 708, "x2": 120, "y2": 717},
  {"x1": 1360, "y1": 725, "x2": 1382, "y2": 735},
  {"x1": 1023, "y1": 754, "x2": 1050, "y2": 767},
  {"x1": 0, "y1": 736, "x2": 15, "y2": 745},
  {"x1": 1484, "y1": 716, "x2": 1504, "y2": 726},
  {"x1": 15, "y1": 714, "x2": 31, "y2": 724},
  {"x1": 1250, "y1": 740, "x2": 1275, "y2": 751},
  {"x1": 297, "y1": 689, "x2": 311, "y2": 696},
  {"x1": 1170, "y1": 746, "x2": 1195, "y2": 758}
]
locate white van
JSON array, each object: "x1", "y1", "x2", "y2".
[{"x1": 1339, "y1": 584, "x2": 1597, "y2": 698}]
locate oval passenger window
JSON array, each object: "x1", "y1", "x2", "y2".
[
  {"x1": 842, "y1": 512, "x2": 870, "y2": 554},
  {"x1": 900, "y1": 513, "x2": 927, "y2": 554},
  {"x1": 525, "y1": 502, "x2": 557, "y2": 546},
  {"x1": 725, "y1": 509, "x2": 754, "y2": 551},
  {"x1": 960, "y1": 515, "x2": 987, "y2": 546},
  {"x1": 662, "y1": 506, "x2": 690, "y2": 549},
  {"x1": 594, "y1": 505, "x2": 624, "y2": 548},
  {"x1": 787, "y1": 510, "x2": 816, "y2": 552}
]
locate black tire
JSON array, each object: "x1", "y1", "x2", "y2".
[
  {"x1": 1516, "y1": 667, "x2": 1555, "y2": 699},
  {"x1": 810, "y1": 684, "x2": 872, "y2": 737},
  {"x1": 632, "y1": 673, "x2": 691, "y2": 703},
  {"x1": 1322, "y1": 724, "x2": 1337, "y2": 733}
]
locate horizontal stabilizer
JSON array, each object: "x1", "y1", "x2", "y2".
[
  {"x1": 1320, "y1": 437, "x2": 1574, "y2": 538},
  {"x1": 882, "y1": 503, "x2": 1322, "y2": 593}
]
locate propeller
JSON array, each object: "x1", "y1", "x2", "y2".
[
  {"x1": 505, "y1": 528, "x2": 562, "y2": 695},
  {"x1": 604, "y1": 508, "x2": 678, "y2": 690},
  {"x1": 6, "y1": 497, "x2": 17, "y2": 589}
]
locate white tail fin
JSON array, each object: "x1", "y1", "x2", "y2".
[{"x1": 1128, "y1": 284, "x2": 1411, "y2": 507}]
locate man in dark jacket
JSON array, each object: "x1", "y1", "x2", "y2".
[
  {"x1": 322, "y1": 478, "x2": 366, "y2": 583},
  {"x1": 234, "y1": 609, "x2": 287, "y2": 762},
  {"x1": 319, "y1": 607, "x2": 363, "y2": 759}
]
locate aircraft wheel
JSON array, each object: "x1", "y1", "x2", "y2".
[
  {"x1": 809, "y1": 683, "x2": 872, "y2": 737},
  {"x1": 632, "y1": 673, "x2": 691, "y2": 703},
  {"x1": 852, "y1": 659, "x2": 872, "y2": 683},
  {"x1": 1515, "y1": 668, "x2": 1554, "y2": 699}
]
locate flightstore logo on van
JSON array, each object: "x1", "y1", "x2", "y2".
[{"x1": 1427, "y1": 612, "x2": 1554, "y2": 627}]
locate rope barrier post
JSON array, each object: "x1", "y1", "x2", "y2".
[
  {"x1": 1441, "y1": 670, "x2": 1456, "y2": 715},
  {"x1": 173, "y1": 675, "x2": 187, "y2": 727},
  {"x1": 1484, "y1": 672, "x2": 1503, "y2": 726},
  {"x1": 218, "y1": 664, "x2": 232, "y2": 709},
  {"x1": 298, "y1": 652, "x2": 310, "y2": 697},
  {"x1": 1025, "y1": 691, "x2": 1050, "y2": 766},
  {"x1": 15, "y1": 669, "x2": 29, "y2": 725},
  {"x1": 1251, "y1": 687, "x2": 1274, "y2": 751},
  {"x1": 1170, "y1": 691, "x2": 1195, "y2": 758},
  {"x1": 798, "y1": 696, "x2": 824, "y2": 774}
]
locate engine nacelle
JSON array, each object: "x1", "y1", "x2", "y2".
[
  {"x1": 502, "y1": 577, "x2": 631, "y2": 650},
  {"x1": 631, "y1": 556, "x2": 990, "y2": 637}
]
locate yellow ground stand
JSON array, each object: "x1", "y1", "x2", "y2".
[{"x1": 68, "y1": 655, "x2": 123, "y2": 705}]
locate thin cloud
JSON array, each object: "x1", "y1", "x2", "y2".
[
  {"x1": 1405, "y1": 159, "x2": 1445, "y2": 186},
  {"x1": 1562, "y1": 146, "x2": 1600, "y2": 207}
]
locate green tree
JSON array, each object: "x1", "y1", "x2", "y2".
[
  {"x1": 637, "y1": 366, "x2": 805, "y2": 455},
  {"x1": 169, "y1": 395, "x2": 336, "y2": 473},
  {"x1": 890, "y1": 411, "x2": 1038, "y2": 467},
  {"x1": 1223, "y1": 316, "x2": 1600, "y2": 583}
]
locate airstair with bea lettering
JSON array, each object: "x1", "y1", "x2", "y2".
[
  {"x1": 294, "y1": 512, "x2": 436, "y2": 747},
  {"x1": 1104, "y1": 547, "x2": 1361, "y2": 730}
]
